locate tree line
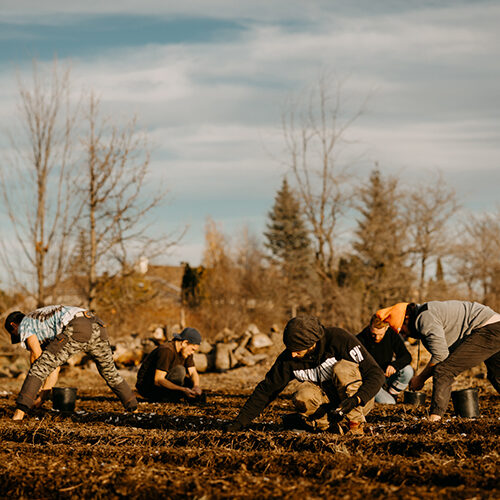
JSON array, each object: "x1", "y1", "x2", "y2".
[
  {"x1": 1, "y1": 63, "x2": 499, "y2": 337},
  {"x1": 183, "y1": 77, "x2": 500, "y2": 335}
]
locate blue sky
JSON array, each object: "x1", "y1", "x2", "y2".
[{"x1": 1, "y1": 0, "x2": 499, "y2": 269}]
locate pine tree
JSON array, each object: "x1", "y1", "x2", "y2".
[
  {"x1": 351, "y1": 168, "x2": 412, "y2": 320},
  {"x1": 264, "y1": 177, "x2": 313, "y2": 314}
]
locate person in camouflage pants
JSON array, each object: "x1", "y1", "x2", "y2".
[{"x1": 4, "y1": 307, "x2": 137, "y2": 420}]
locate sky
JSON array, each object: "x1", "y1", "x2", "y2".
[{"x1": 1, "y1": 0, "x2": 499, "y2": 270}]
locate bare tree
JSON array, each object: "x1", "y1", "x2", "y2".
[
  {"x1": 197, "y1": 218, "x2": 242, "y2": 333},
  {"x1": 79, "y1": 93, "x2": 172, "y2": 310},
  {"x1": 0, "y1": 60, "x2": 79, "y2": 306},
  {"x1": 281, "y1": 74, "x2": 364, "y2": 316},
  {"x1": 405, "y1": 173, "x2": 459, "y2": 301},
  {"x1": 454, "y1": 210, "x2": 500, "y2": 304}
]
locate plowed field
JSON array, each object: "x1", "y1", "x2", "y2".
[{"x1": 0, "y1": 365, "x2": 498, "y2": 499}]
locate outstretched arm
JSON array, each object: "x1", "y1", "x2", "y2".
[{"x1": 409, "y1": 361, "x2": 435, "y2": 391}]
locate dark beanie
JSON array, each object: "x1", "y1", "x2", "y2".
[{"x1": 283, "y1": 316, "x2": 324, "y2": 352}]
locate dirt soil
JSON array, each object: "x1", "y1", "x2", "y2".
[{"x1": 0, "y1": 362, "x2": 499, "y2": 499}]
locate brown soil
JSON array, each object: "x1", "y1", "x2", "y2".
[{"x1": 0, "y1": 365, "x2": 499, "y2": 499}]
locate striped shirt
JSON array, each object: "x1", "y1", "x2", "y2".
[{"x1": 18, "y1": 305, "x2": 86, "y2": 350}]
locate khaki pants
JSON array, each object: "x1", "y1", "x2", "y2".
[{"x1": 291, "y1": 359, "x2": 374, "y2": 429}]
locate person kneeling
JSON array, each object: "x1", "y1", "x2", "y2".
[
  {"x1": 357, "y1": 314, "x2": 413, "y2": 404},
  {"x1": 136, "y1": 328, "x2": 204, "y2": 403}
]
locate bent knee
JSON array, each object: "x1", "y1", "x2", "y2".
[
  {"x1": 333, "y1": 359, "x2": 362, "y2": 385},
  {"x1": 433, "y1": 362, "x2": 457, "y2": 379}
]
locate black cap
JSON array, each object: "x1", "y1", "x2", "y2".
[
  {"x1": 4, "y1": 311, "x2": 25, "y2": 344},
  {"x1": 173, "y1": 327, "x2": 202, "y2": 345}
]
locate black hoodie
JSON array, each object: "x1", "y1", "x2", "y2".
[{"x1": 235, "y1": 323, "x2": 385, "y2": 426}]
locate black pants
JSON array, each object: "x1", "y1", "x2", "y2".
[{"x1": 431, "y1": 321, "x2": 500, "y2": 416}]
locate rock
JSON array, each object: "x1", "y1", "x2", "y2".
[
  {"x1": 198, "y1": 340, "x2": 213, "y2": 354},
  {"x1": 236, "y1": 331, "x2": 252, "y2": 350},
  {"x1": 194, "y1": 353, "x2": 208, "y2": 373},
  {"x1": 152, "y1": 327, "x2": 166, "y2": 341},
  {"x1": 0, "y1": 356, "x2": 12, "y2": 368},
  {"x1": 248, "y1": 333, "x2": 273, "y2": 353},
  {"x1": 233, "y1": 346, "x2": 256, "y2": 367},
  {"x1": 214, "y1": 327, "x2": 237, "y2": 343},
  {"x1": 214, "y1": 342, "x2": 237, "y2": 372},
  {"x1": 229, "y1": 348, "x2": 239, "y2": 369},
  {"x1": 246, "y1": 324, "x2": 261, "y2": 335},
  {"x1": 252, "y1": 354, "x2": 268, "y2": 365},
  {"x1": 114, "y1": 349, "x2": 143, "y2": 367}
]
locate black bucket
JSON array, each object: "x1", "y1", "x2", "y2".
[
  {"x1": 451, "y1": 388, "x2": 479, "y2": 418},
  {"x1": 52, "y1": 387, "x2": 77, "y2": 412},
  {"x1": 403, "y1": 391, "x2": 426, "y2": 406}
]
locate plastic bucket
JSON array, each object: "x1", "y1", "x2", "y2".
[
  {"x1": 403, "y1": 391, "x2": 426, "y2": 406},
  {"x1": 52, "y1": 387, "x2": 77, "y2": 412},
  {"x1": 451, "y1": 388, "x2": 479, "y2": 418}
]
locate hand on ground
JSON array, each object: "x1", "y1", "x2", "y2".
[
  {"x1": 184, "y1": 388, "x2": 197, "y2": 398},
  {"x1": 335, "y1": 395, "x2": 360, "y2": 416}
]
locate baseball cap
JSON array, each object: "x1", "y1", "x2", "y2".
[{"x1": 173, "y1": 327, "x2": 202, "y2": 345}]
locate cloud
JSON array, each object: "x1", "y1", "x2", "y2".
[
  {"x1": 0, "y1": 0, "x2": 359, "y2": 24},
  {"x1": 1, "y1": 1, "x2": 499, "y2": 274}
]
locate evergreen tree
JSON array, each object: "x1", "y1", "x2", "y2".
[
  {"x1": 264, "y1": 177, "x2": 314, "y2": 315},
  {"x1": 436, "y1": 257, "x2": 444, "y2": 283},
  {"x1": 351, "y1": 168, "x2": 412, "y2": 320},
  {"x1": 426, "y1": 256, "x2": 449, "y2": 300}
]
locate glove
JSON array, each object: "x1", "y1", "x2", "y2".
[
  {"x1": 225, "y1": 420, "x2": 244, "y2": 432},
  {"x1": 334, "y1": 396, "x2": 360, "y2": 417}
]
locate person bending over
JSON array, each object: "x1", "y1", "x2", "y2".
[
  {"x1": 4, "y1": 305, "x2": 137, "y2": 420},
  {"x1": 375, "y1": 301, "x2": 500, "y2": 422}
]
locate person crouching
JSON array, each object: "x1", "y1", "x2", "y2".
[
  {"x1": 357, "y1": 314, "x2": 413, "y2": 404},
  {"x1": 225, "y1": 316, "x2": 385, "y2": 435},
  {"x1": 136, "y1": 327, "x2": 204, "y2": 403}
]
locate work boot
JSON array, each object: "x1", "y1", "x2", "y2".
[{"x1": 347, "y1": 421, "x2": 364, "y2": 435}]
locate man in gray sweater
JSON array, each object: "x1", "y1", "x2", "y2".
[{"x1": 376, "y1": 301, "x2": 500, "y2": 422}]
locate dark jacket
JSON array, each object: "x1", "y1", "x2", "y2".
[
  {"x1": 235, "y1": 325, "x2": 385, "y2": 426},
  {"x1": 357, "y1": 326, "x2": 412, "y2": 372}
]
